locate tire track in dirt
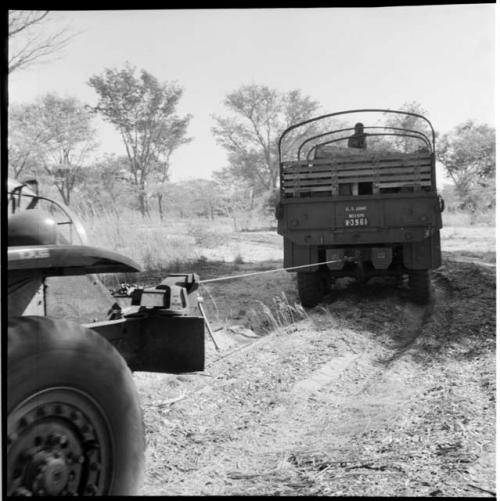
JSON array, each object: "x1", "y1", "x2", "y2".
[
  {"x1": 278, "y1": 261, "x2": 495, "y2": 497},
  {"x1": 209, "y1": 323, "x2": 431, "y2": 495},
  {"x1": 262, "y1": 290, "x2": 443, "y2": 474},
  {"x1": 136, "y1": 258, "x2": 495, "y2": 496},
  {"x1": 137, "y1": 305, "x2": 431, "y2": 495}
]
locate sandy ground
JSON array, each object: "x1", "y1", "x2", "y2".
[
  {"x1": 41, "y1": 224, "x2": 496, "y2": 496},
  {"x1": 130, "y1": 225, "x2": 496, "y2": 497},
  {"x1": 182, "y1": 225, "x2": 496, "y2": 265}
]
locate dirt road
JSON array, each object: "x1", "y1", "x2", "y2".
[{"x1": 134, "y1": 258, "x2": 496, "y2": 496}]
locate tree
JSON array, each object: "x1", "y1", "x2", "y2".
[
  {"x1": 40, "y1": 94, "x2": 97, "y2": 205},
  {"x1": 9, "y1": 94, "x2": 97, "y2": 205},
  {"x1": 147, "y1": 118, "x2": 192, "y2": 220},
  {"x1": 211, "y1": 169, "x2": 258, "y2": 231},
  {"x1": 185, "y1": 179, "x2": 222, "y2": 220},
  {"x1": 437, "y1": 120, "x2": 495, "y2": 211},
  {"x1": 88, "y1": 64, "x2": 192, "y2": 216},
  {"x1": 75, "y1": 154, "x2": 132, "y2": 218},
  {"x1": 8, "y1": 103, "x2": 45, "y2": 179},
  {"x1": 8, "y1": 10, "x2": 75, "y2": 73},
  {"x1": 212, "y1": 85, "x2": 319, "y2": 194},
  {"x1": 383, "y1": 101, "x2": 433, "y2": 153}
]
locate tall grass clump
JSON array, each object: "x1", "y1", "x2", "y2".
[
  {"x1": 79, "y1": 206, "x2": 281, "y2": 270},
  {"x1": 80, "y1": 209, "x2": 202, "y2": 270},
  {"x1": 247, "y1": 292, "x2": 308, "y2": 335}
]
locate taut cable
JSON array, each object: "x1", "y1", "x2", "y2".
[{"x1": 199, "y1": 259, "x2": 342, "y2": 284}]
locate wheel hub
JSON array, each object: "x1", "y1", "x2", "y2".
[
  {"x1": 35, "y1": 454, "x2": 69, "y2": 495},
  {"x1": 7, "y1": 388, "x2": 112, "y2": 496}
]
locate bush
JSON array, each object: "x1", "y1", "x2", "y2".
[{"x1": 186, "y1": 221, "x2": 227, "y2": 248}]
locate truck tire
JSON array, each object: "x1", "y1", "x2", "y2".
[
  {"x1": 297, "y1": 271, "x2": 327, "y2": 307},
  {"x1": 408, "y1": 269, "x2": 432, "y2": 304},
  {"x1": 7, "y1": 316, "x2": 145, "y2": 496}
]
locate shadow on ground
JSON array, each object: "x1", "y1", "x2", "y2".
[{"x1": 317, "y1": 259, "x2": 495, "y2": 365}]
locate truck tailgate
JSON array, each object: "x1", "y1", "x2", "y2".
[{"x1": 278, "y1": 193, "x2": 442, "y2": 245}]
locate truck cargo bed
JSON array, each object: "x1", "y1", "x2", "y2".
[{"x1": 281, "y1": 152, "x2": 434, "y2": 197}]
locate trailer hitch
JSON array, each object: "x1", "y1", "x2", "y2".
[
  {"x1": 112, "y1": 273, "x2": 201, "y2": 316},
  {"x1": 108, "y1": 273, "x2": 220, "y2": 353}
]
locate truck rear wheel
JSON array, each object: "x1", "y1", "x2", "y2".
[
  {"x1": 408, "y1": 269, "x2": 432, "y2": 304},
  {"x1": 297, "y1": 271, "x2": 328, "y2": 307},
  {"x1": 7, "y1": 316, "x2": 145, "y2": 496}
]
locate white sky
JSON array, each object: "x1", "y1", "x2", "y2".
[{"x1": 9, "y1": 6, "x2": 496, "y2": 187}]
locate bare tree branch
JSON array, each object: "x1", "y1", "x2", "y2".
[
  {"x1": 8, "y1": 10, "x2": 76, "y2": 73},
  {"x1": 8, "y1": 11, "x2": 49, "y2": 36}
]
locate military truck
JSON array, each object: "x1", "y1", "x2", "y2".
[
  {"x1": 7, "y1": 179, "x2": 205, "y2": 496},
  {"x1": 276, "y1": 109, "x2": 444, "y2": 307}
]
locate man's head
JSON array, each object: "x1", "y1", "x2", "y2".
[{"x1": 354, "y1": 122, "x2": 364, "y2": 133}]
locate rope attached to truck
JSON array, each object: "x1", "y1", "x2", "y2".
[{"x1": 199, "y1": 259, "x2": 343, "y2": 284}]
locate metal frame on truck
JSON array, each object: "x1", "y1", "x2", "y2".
[{"x1": 276, "y1": 109, "x2": 444, "y2": 307}]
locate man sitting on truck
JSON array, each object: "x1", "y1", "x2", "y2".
[{"x1": 348, "y1": 122, "x2": 367, "y2": 149}]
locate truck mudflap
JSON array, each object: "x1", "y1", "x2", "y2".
[
  {"x1": 284, "y1": 238, "x2": 319, "y2": 271},
  {"x1": 84, "y1": 314, "x2": 205, "y2": 374},
  {"x1": 403, "y1": 230, "x2": 441, "y2": 270}
]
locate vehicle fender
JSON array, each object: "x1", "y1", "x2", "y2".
[{"x1": 8, "y1": 211, "x2": 58, "y2": 246}]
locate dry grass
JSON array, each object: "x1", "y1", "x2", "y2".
[
  {"x1": 82, "y1": 211, "x2": 238, "y2": 269},
  {"x1": 442, "y1": 209, "x2": 495, "y2": 227},
  {"x1": 81, "y1": 207, "x2": 495, "y2": 271},
  {"x1": 82, "y1": 210, "x2": 280, "y2": 270},
  {"x1": 246, "y1": 292, "x2": 309, "y2": 335},
  {"x1": 136, "y1": 259, "x2": 495, "y2": 497}
]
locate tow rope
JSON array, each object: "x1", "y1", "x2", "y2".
[{"x1": 199, "y1": 259, "x2": 342, "y2": 284}]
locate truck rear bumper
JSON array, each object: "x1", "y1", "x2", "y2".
[
  {"x1": 283, "y1": 230, "x2": 441, "y2": 272},
  {"x1": 278, "y1": 193, "x2": 442, "y2": 272},
  {"x1": 279, "y1": 225, "x2": 437, "y2": 246}
]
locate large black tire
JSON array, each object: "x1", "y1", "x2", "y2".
[
  {"x1": 7, "y1": 316, "x2": 145, "y2": 496},
  {"x1": 408, "y1": 269, "x2": 432, "y2": 304},
  {"x1": 297, "y1": 271, "x2": 328, "y2": 308}
]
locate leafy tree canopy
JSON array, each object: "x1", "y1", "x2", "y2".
[
  {"x1": 88, "y1": 63, "x2": 191, "y2": 215},
  {"x1": 9, "y1": 93, "x2": 97, "y2": 205},
  {"x1": 212, "y1": 85, "x2": 320, "y2": 193},
  {"x1": 436, "y1": 120, "x2": 495, "y2": 211}
]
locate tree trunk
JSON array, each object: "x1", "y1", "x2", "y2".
[
  {"x1": 64, "y1": 181, "x2": 71, "y2": 206},
  {"x1": 55, "y1": 181, "x2": 70, "y2": 206},
  {"x1": 157, "y1": 193, "x2": 164, "y2": 220},
  {"x1": 137, "y1": 188, "x2": 149, "y2": 217}
]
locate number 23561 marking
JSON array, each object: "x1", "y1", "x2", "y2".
[{"x1": 344, "y1": 218, "x2": 368, "y2": 227}]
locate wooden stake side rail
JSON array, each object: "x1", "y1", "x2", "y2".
[
  {"x1": 283, "y1": 182, "x2": 432, "y2": 195},
  {"x1": 283, "y1": 166, "x2": 431, "y2": 180},
  {"x1": 283, "y1": 175, "x2": 432, "y2": 188},
  {"x1": 284, "y1": 180, "x2": 431, "y2": 193},
  {"x1": 281, "y1": 153, "x2": 434, "y2": 196},
  {"x1": 282, "y1": 151, "x2": 431, "y2": 167},
  {"x1": 282, "y1": 159, "x2": 431, "y2": 172}
]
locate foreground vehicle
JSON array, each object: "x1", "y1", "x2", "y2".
[
  {"x1": 276, "y1": 109, "x2": 444, "y2": 307},
  {"x1": 7, "y1": 180, "x2": 205, "y2": 496}
]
